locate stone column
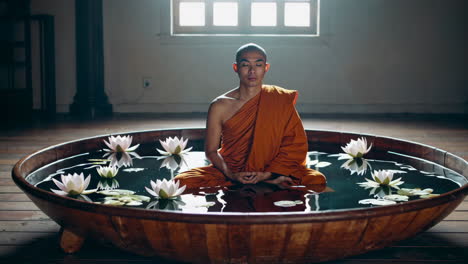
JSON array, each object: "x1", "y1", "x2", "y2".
[{"x1": 70, "y1": 0, "x2": 112, "y2": 118}]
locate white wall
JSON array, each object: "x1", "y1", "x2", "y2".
[{"x1": 32, "y1": 0, "x2": 468, "y2": 114}]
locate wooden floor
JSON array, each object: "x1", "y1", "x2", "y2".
[{"x1": 0, "y1": 114, "x2": 467, "y2": 264}]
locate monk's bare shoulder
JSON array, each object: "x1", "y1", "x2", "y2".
[
  {"x1": 211, "y1": 88, "x2": 240, "y2": 107},
  {"x1": 208, "y1": 88, "x2": 239, "y2": 123}
]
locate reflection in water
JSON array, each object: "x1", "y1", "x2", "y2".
[
  {"x1": 147, "y1": 198, "x2": 186, "y2": 211},
  {"x1": 105, "y1": 151, "x2": 141, "y2": 168},
  {"x1": 159, "y1": 155, "x2": 180, "y2": 171},
  {"x1": 76, "y1": 194, "x2": 93, "y2": 202},
  {"x1": 371, "y1": 185, "x2": 393, "y2": 198},
  {"x1": 341, "y1": 158, "x2": 371, "y2": 176},
  {"x1": 97, "y1": 178, "x2": 119, "y2": 190},
  {"x1": 179, "y1": 183, "x2": 327, "y2": 213},
  {"x1": 304, "y1": 193, "x2": 321, "y2": 212},
  {"x1": 229, "y1": 184, "x2": 326, "y2": 212},
  {"x1": 157, "y1": 154, "x2": 189, "y2": 178}
]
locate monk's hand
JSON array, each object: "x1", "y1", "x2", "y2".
[
  {"x1": 230, "y1": 172, "x2": 258, "y2": 184},
  {"x1": 265, "y1": 175, "x2": 294, "y2": 188},
  {"x1": 252, "y1": 172, "x2": 272, "y2": 183}
]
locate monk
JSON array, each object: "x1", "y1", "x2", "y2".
[{"x1": 175, "y1": 43, "x2": 326, "y2": 188}]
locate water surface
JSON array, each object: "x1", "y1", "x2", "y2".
[{"x1": 29, "y1": 147, "x2": 465, "y2": 213}]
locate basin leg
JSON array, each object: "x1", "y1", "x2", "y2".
[{"x1": 60, "y1": 228, "x2": 85, "y2": 253}]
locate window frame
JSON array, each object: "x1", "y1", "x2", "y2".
[{"x1": 171, "y1": 0, "x2": 319, "y2": 36}]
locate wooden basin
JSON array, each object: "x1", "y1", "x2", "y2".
[{"x1": 12, "y1": 129, "x2": 468, "y2": 263}]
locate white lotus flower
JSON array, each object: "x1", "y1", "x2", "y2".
[
  {"x1": 145, "y1": 178, "x2": 186, "y2": 199},
  {"x1": 51, "y1": 173, "x2": 96, "y2": 196},
  {"x1": 371, "y1": 170, "x2": 404, "y2": 187},
  {"x1": 104, "y1": 135, "x2": 139, "y2": 153},
  {"x1": 341, "y1": 137, "x2": 372, "y2": 158},
  {"x1": 157, "y1": 136, "x2": 192, "y2": 156},
  {"x1": 96, "y1": 165, "x2": 119, "y2": 178},
  {"x1": 358, "y1": 169, "x2": 404, "y2": 190},
  {"x1": 341, "y1": 158, "x2": 370, "y2": 176}
]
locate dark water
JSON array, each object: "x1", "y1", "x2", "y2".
[{"x1": 29, "y1": 147, "x2": 466, "y2": 213}]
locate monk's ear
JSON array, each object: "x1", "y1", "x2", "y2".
[
  {"x1": 265, "y1": 63, "x2": 270, "y2": 72},
  {"x1": 233, "y1": 63, "x2": 238, "y2": 73}
]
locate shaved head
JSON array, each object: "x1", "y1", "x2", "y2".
[{"x1": 235, "y1": 43, "x2": 267, "y2": 64}]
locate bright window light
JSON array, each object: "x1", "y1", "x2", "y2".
[
  {"x1": 251, "y1": 2, "x2": 277, "y2": 26},
  {"x1": 213, "y1": 2, "x2": 238, "y2": 26},
  {"x1": 179, "y1": 2, "x2": 205, "y2": 26},
  {"x1": 285, "y1": 2, "x2": 310, "y2": 27}
]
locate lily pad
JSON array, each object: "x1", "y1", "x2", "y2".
[
  {"x1": 195, "y1": 202, "x2": 216, "y2": 208},
  {"x1": 309, "y1": 160, "x2": 331, "y2": 168},
  {"x1": 383, "y1": 194, "x2": 409, "y2": 202},
  {"x1": 98, "y1": 189, "x2": 135, "y2": 196},
  {"x1": 397, "y1": 188, "x2": 433, "y2": 197},
  {"x1": 358, "y1": 199, "x2": 396, "y2": 206},
  {"x1": 126, "y1": 201, "x2": 143, "y2": 206},
  {"x1": 274, "y1": 200, "x2": 303, "y2": 207},
  {"x1": 420, "y1": 194, "x2": 440, "y2": 199},
  {"x1": 123, "y1": 168, "x2": 146, "y2": 172},
  {"x1": 104, "y1": 200, "x2": 125, "y2": 206},
  {"x1": 308, "y1": 160, "x2": 319, "y2": 166}
]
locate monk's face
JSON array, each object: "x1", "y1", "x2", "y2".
[{"x1": 233, "y1": 50, "x2": 270, "y2": 89}]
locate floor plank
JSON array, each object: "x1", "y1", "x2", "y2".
[
  {"x1": 455, "y1": 201, "x2": 468, "y2": 210},
  {"x1": 0, "y1": 185, "x2": 22, "y2": 193},
  {"x1": 0, "y1": 193, "x2": 31, "y2": 202},
  {"x1": 0, "y1": 211, "x2": 49, "y2": 221},
  {"x1": 0, "y1": 202, "x2": 39, "y2": 210},
  {"x1": 428, "y1": 221, "x2": 468, "y2": 233},
  {"x1": 0, "y1": 220, "x2": 59, "y2": 232},
  {"x1": 444, "y1": 212, "x2": 468, "y2": 221}
]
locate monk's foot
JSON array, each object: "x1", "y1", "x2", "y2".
[{"x1": 301, "y1": 173, "x2": 326, "y2": 185}]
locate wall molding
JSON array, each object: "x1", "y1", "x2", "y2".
[{"x1": 57, "y1": 103, "x2": 467, "y2": 114}]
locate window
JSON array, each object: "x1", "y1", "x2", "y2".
[{"x1": 172, "y1": 0, "x2": 319, "y2": 36}]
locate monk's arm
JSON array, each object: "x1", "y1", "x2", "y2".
[
  {"x1": 205, "y1": 101, "x2": 256, "y2": 184},
  {"x1": 205, "y1": 102, "x2": 231, "y2": 176}
]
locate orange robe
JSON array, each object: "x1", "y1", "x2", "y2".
[{"x1": 175, "y1": 85, "x2": 326, "y2": 188}]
